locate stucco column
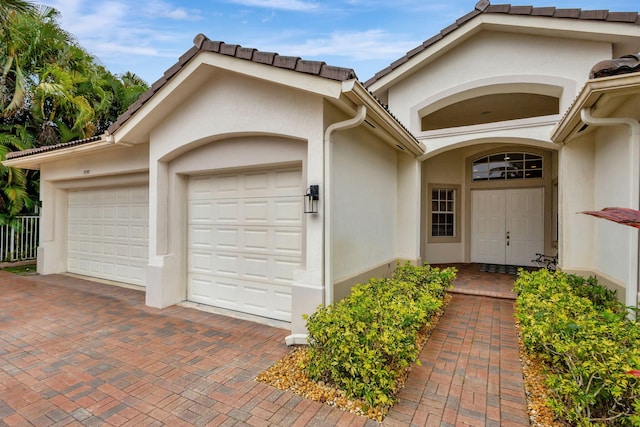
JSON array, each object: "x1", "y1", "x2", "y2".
[
  {"x1": 37, "y1": 180, "x2": 68, "y2": 275},
  {"x1": 397, "y1": 155, "x2": 422, "y2": 264},
  {"x1": 289, "y1": 131, "x2": 325, "y2": 339},
  {"x1": 146, "y1": 159, "x2": 184, "y2": 308}
]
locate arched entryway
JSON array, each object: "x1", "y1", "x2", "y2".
[{"x1": 421, "y1": 143, "x2": 557, "y2": 267}]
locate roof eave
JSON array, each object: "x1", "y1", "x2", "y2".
[
  {"x1": 2, "y1": 137, "x2": 115, "y2": 169},
  {"x1": 341, "y1": 80, "x2": 425, "y2": 157},
  {"x1": 552, "y1": 72, "x2": 640, "y2": 143}
]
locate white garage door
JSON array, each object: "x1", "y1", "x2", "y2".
[
  {"x1": 187, "y1": 168, "x2": 302, "y2": 322},
  {"x1": 68, "y1": 186, "x2": 149, "y2": 286}
]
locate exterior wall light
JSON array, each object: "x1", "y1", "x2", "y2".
[{"x1": 304, "y1": 185, "x2": 319, "y2": 214}]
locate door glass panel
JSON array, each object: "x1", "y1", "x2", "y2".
[{"x1": 472, "y1": 152, "x2": 543, "y2": 181}]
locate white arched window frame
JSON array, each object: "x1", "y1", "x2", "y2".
[{"x1": 471, "y1": 152, "x2": 543, "y2": 181}]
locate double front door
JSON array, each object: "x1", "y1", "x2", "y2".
[{"x1": 471, "y1": 188, "x2": 543, "y2": 267}]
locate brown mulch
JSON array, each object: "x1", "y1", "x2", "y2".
[
  {"x1": 255, "y1": 294, "x2": 452, "y2": 422},
  {"x1": 515, "y1": 319, "x2": 563, "y2": 427}
]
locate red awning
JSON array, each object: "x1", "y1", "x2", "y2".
[{"x1": 581, "y1": 207, "x2": 640, "y2": 229}]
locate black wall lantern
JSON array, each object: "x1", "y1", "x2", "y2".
[{"x1": 304, "y1": 185, "x2": 319, "y2": 214}]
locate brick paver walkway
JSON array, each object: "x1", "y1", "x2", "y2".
[
  {"x1": 384, "y1": 295, "x2": 529, "y2": 427},
  {"x1": 0, "y1": 266, "x2": 529, "y2": 426}
]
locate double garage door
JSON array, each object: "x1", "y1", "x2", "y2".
[
  {"x1": 67, "y1": 186, "x2": 149, "y2": 286},
  {"x1": 66, "y1": 168, "x2": 301, "y2": 322},
  {"x1": 187, "y1": 168, "x2": 303, "y2": 322}
]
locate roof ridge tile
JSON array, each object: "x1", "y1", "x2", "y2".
[
  {"x1": 554, "y1": 8, "x2": 581, "y2": 18},
  {"x1": 220, "y1": 43, "x2": 240, "y2": 56},
  {"x1": 273, "y1": 55, "x2": 300, "y2": 70},
  {"x1": 606, "y1": 11, "x2": 639, "y2": 23},
  {"x1": 295, "y1": 60, "x2": 326, "y2": 75},
  {"x1": 510, "y1": 5, "x2": 533, "y2": 15},
  {"x1": 530, "y1": 7, "x2": 556, "y2": 16}
]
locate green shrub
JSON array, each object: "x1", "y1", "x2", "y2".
[
  {"x1": 304, "y1": 263, "x2": 455, "y2": 408},
  {"x1": 515, "y1": 269, "x2": 640, "y2": 426}
]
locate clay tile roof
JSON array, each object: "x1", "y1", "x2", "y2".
[
  {"x1": 5, "y1": 135, "x2": 103, "y2": 160},
  {"x1": 364, "y1": 0, "x2": 640, "y2": 87},
  {"x1": 105, "y1": 34, "x2": 357, "y2": 135},
  {"x1": 590, "y1": 52, "x2": 640, "y2": 78}
]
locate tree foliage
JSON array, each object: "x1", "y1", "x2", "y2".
[{"x1": 0, "y1": 3, "x2": 148, "y2": 220}]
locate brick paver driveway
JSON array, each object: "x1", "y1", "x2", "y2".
[
  {"x1": 0, "y1": 272, "x2": 372, "y2": 426},
  {"x1": 0, "y1": 268, "x2": 529, "y2": 426}
]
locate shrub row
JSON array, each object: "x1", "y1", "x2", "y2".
[
  {"x1": 514, "y1": 269, "x2": 640, "y2": 426},
  {"x1": 304, "y1": 263, "x2": 456, "y2": 408}
]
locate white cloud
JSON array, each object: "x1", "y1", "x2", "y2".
[
  {"x1": 259, "y1": 29, "x2": 419, "y2": 61},
  {"x1": 226, "y1": 0, "x2": 320, "y2": 12},
  {"x1": 42, "y1": 0, "x2": 198, "y2": 64},
  {"x1": 145, "y1": 1, "x2": 203, "y2": 20}
]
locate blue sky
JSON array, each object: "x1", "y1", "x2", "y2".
[{"x1": 43, "y1": 0, "x2": 639, "y2": 85}]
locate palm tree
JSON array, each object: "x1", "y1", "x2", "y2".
[
  {"x1": 0, "y1": 0, "x2": 35, "y2": 24},
  {"x1": 0, "y1": 3, "x2": 149, "y2": 222},
  {"x1": 0, "y1": 123, "x2": 34, "y2": 219},
  {"x1": 1, "y1": 6, "x2": 71, "y2": 117}
]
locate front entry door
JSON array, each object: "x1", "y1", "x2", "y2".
[{"x1": 471, "y1": 188, "x2": 543, "y2": 266}]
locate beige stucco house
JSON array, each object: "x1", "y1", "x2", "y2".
[{"x1": 5, "y1": 1, "x2": 640, "y2": 338}]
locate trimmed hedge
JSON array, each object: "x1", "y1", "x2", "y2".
[
  {"x1": 514, "y1": 269, "x2": 640, "y2": 426},
  {"x1": 304, "y1": 263, "x2": 455, "y2": 408}
]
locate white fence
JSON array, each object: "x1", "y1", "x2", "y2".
[{"x1": 0, "y1": 216, "x2": 39, "y2": 262}]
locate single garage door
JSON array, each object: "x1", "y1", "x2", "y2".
[
  {"x1": 187, "y1": 167, "x2": 302, "y2": 322},
  {"x1": 67, "y1": 186, "x2": 149, "y2": 286}
]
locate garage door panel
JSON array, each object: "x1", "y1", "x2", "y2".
[
  {"x1": 245, "y1": 201, "x2": 269, "y2": 223},
  {"x1": 131, "y1": 205, "x2": 145, "y2": 218},
  {"x1": 275, "y1": 230, "x2": 302, "y2": 254},
  {"x1": 245, "y1": 172, "x2": 270, "y2": 191},
  {"x1": 274, "y1": 200, "x2": 303, "y2": 224},
  {"x1": 187, "y1": 168, "x2": 301, "y2": 321},
  {"x1": 129, "y1": 244, "x2": 146, "y2": 261},
  {"x1": 102, "y1": 262, "x2": 115, "y2": 276},
  {"x1": 275, "y1": 169, "x2": 301, "y2": 190},
  {"x1": 216, "y1": 202, "x2": 241, "y2": 223},
  {"x1": 130, "y1": 225, "x2": 146, "y2": 241},
  {"x1": 245, "y1": 229, "x2": 269, "y2": 251},
  {"x1": 190, "y1": 202, "x2": 213, "y2": 222},
  {"x1": 68, "y1": 186, "x2": 149, "y2": 286},
  {"x1": 190, "y1": 251, "x2": 213, "y2": 273},
  {"x1": 102, "y1": 225, "x2": 115, "y2": 237},
  {"x1": 188, "y1": 274, "x2": 293, "y2": 322},
  {"x1": 102, "y1": 242, "x2": 115, "y2": 256},
  {"x1": 274, "y1": 259, "x2": 299, "y2": 282},
  {"x1": 216, "y1": 175, "x2": 241, "y2": 196},
  {"x1": 245, "y1": 256, "x2": 268, "y2": 279},
  {"x1": 90, "y1": 241, "x2": 102, "y2": 255},
  {"x1": 189, "y1": 276, "x2": 213, "y2": 303},
  {"x1": 128, "y1": 265, "x2": 146, "y2": 282},
  {"x1": 215, "y1": 253, "x2": 241, "y2": 276},
  {"x1": 190, "y1": 225, "x2": 300, "y2": 254}
]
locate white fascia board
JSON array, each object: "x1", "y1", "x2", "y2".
[
  {"x1": 114, "y1": 52, "x2": 344, "y2": 144},
  {"x1": 552, "y1": 73, "x2": 640, "y2": 143},
  {"x1": 479, "y1": 14, "x2": 640, "y2": 42},
  {"x1": 367, "y1": 21, "x2": 483, "y2": 93},
  {"x1": 2, "y1": 139, "x2": 116, "y2": 170},
  {"x1": 341, "y1": 80, "x2": 425, "y2": 156},
  {"x1": 368, "y1": 14, "x2": 640, "y2": 93},
  {"x1": 197, "y1": 52, "x2": 345, "y2": 99}
]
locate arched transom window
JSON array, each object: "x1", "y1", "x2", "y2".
[{"x1": 472, "y1": 152, "x2": 543, "y2": 181}]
